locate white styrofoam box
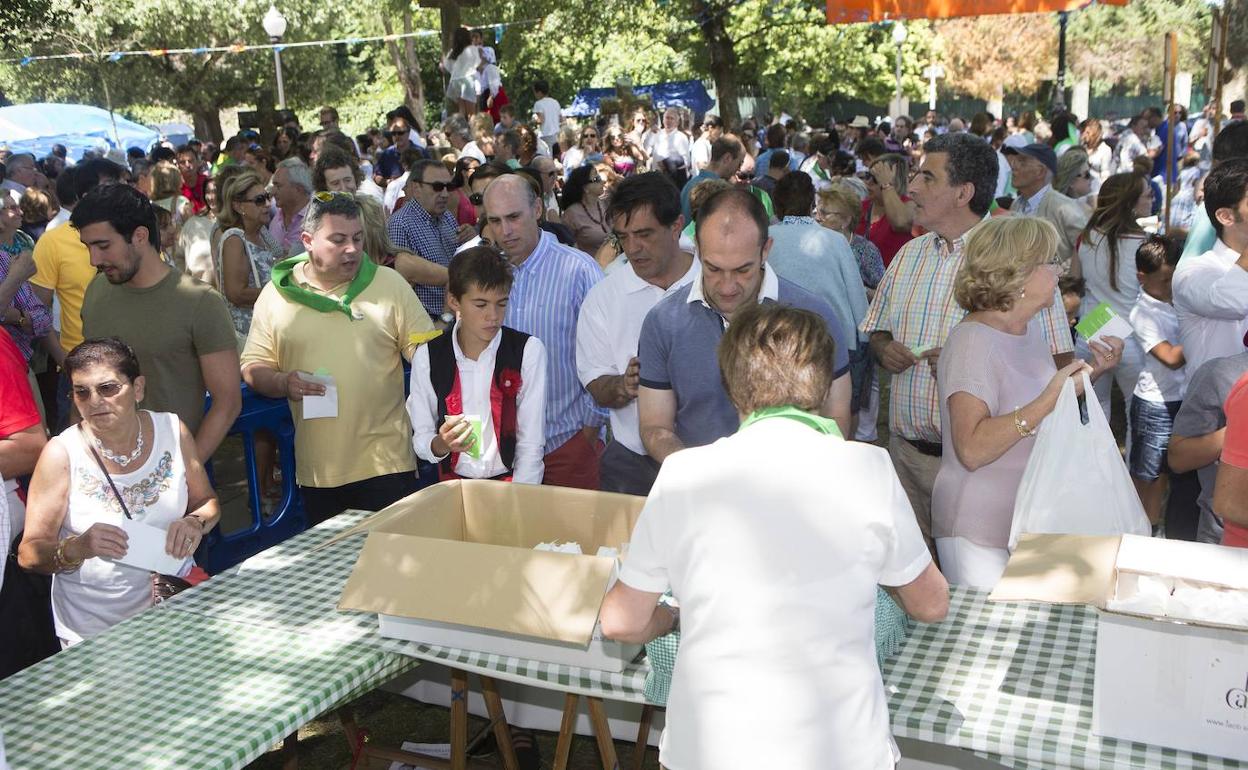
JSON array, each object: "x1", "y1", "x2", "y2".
[{"x1": 379, "y1": 614, "x2": 642, "y2": 673}]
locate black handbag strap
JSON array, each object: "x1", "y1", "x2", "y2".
[{"x1": 79, "y1": 424, "x2": 132, "y2": 520}]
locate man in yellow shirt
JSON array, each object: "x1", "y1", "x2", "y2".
[
  {"x1": 242, "y1": 192, "x2": 438, "y2": 523},
  {"x1": 30, "y1": 158, "x2": 125, "y2": 426}
]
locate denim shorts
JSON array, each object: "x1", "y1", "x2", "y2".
[{"x1": 1128, "y1": 396, "x2": 1182, "y2": 480}]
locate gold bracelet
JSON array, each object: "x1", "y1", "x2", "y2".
[
  {"x1": 1014, "y1": 407, "x2": 1038, "y2": 438},
  {"x1": 53, "y1": 536, "x2": 84, "y2": 573}
]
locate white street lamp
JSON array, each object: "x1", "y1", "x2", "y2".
[
  {"x1": 892, "y1": 22, "x2": 908, "y2": 118},
  {"x1": 262, "y1": 4, "x2": 288, "y2": 110}
]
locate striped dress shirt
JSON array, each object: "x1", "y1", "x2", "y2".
[
  {"x1": 505, "y1": 231, "x2": 607, "y2": 451},
  {"x1": 859, "y1": 230, "x2": 1074, "y2": 443}
]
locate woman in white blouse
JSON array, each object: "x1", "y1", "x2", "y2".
[{"x1": 1071, "y1": 171, "x2": 1153, "y2": 436}]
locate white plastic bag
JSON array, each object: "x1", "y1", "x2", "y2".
[{"x1": 1009, "y1": 372, "x2": 1151, "y2": 549}]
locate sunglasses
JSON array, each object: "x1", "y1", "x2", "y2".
[
  {"x1": 413, "y1": 180, "x2": 460, "y2": 192},
  {"x1": 588, "y1": 176, "x2": 601, "y2": 183},
  {"x1": 244, "y1": 192, "x2": 273, "y2": 206},
  {"x1": 468, "y1": 192, "x2": 485, "y2": 206},
  {"x1": 72, "y1": 381, "x2": 126, "y2": 400},
  {"x1": 312, "y1": 190, "x2": 353, "y2": 203}
]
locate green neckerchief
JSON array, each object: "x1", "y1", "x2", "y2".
[
  {"x1": 270, "y1": 253, "x2": 377, "y2": 320},
  {"x1": 739, "y1": 405, "x2": 843, "y2": 439},
  {"x1": 749, "y1": 186, "x2": 776, "y2": 220},
  {"x1": 1054, "y1": 123, "x2": 1081, "y2": 156}
]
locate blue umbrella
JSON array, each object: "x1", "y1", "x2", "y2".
[{"x1": 0, "y1": 103, "x2": 159, "y2": 161}]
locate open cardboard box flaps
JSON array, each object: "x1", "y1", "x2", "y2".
[
  {"x1": 336, "y1": 480, "x2": 646, "y2": 647},
  {"x1": 990, "y1": 533, "x2": 1248, "y2": 631}
]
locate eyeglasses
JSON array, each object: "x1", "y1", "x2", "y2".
[
  {"x1": 412, "y1": 180, "x2": 460, "y2": 192},
  {"x1": 312, "y1": 190, "x2": 353, "y2": 203},
  {"x1": 244, "y1": 192, "x2": 273, "y2": 206},
  {"x1": 468, "y1": 192, "x2": 485, "y2": 206},
  {"x1": 72, "y1": 381, "x2": 126, "y2": 400}
]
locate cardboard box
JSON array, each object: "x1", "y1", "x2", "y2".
[
  {"x1": 336, "y1": 480, "x2": 646, "y2": 672},
  {"x1": 990, "y1": 534, "x2": 1248, "y2": 762}
]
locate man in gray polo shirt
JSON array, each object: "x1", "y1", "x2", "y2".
[{"x1": 637, "y1": 188, "x2": 852, "y2": 463}]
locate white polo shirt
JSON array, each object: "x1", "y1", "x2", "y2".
[
  {"x1": 1173, "y1": 238, "x2": 1248, "y2": 375},
  {"x1": 575, "y1": 259, "x2": 696, "y2": 455},
  {"x1": 618, "y1": 419, "x2": 931, "y2": 770}
]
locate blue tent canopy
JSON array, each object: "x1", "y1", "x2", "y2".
[
  {"x1": 0, "y1": 103, "x2": 159, "y2": 161},
  {"x1": 565, "y1": 79, "x2": 715, "y2": 118}
]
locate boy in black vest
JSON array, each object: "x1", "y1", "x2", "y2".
[{"x1": 408, "y1": 245, "x2": 548, "y2": 482}]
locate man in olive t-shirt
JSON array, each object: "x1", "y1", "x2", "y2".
[{"x1": 73, "y1": 184, "x2": 240, "y2": 461}]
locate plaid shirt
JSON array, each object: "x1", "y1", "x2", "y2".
[
  {"x1": 386, "y1": 203, "x2": 459, "y2": 316},
  {"x1": 860, "y1": 230, "x2": 1074, "y2": 443}
]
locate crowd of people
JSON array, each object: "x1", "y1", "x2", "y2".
[{"x1": 3, "y1": 27, "x2": 1248, "y2": 768}]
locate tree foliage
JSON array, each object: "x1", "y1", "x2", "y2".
[
  {"x1": 1067, "y1": 0, "x2": 1212, "y2": 95},
  {"x1": 0, "y1": 0, "x2": 1228, "y2": 134},
  {"x1": 933, "y1": 14, "x2": 1055, "y2": 101}
]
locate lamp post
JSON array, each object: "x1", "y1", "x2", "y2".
[
  {"x1": 262, "y1": 4, "x2": 288, "y2": 110},
  {"x1": 892, "y1": 22, "x2": 908, "y2": 118}
]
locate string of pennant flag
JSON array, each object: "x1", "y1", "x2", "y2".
[{"x1": 3, "y1": 18, "x2": 540, "y2": 66}]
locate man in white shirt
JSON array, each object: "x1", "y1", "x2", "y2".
[
  {"x1": 601, "y1": 303, "x2": 947, "y2": 770},
  {"x1": 690, "y1": 115, "x2": 722, "y2": 172},
  {"x1": 531, "y1": 79, "x2": 562, "y2": 148},
  {"x1": 577, "y1": 172, "x2": 695, "y2": 495},
  {"x1": 648, "y1": 108, "x2": 692, "y2": 181},
  {"x1": 1173, "y1": 157, "x2": 1248, "y2": 374},
  {"x1": 1117, "y1": 114, "x2": 1160, "y2": 173}
]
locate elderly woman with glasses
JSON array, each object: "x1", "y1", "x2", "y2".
[
  {"x1": 558, "y1": 165, "x2": 609, "y2": 257},
  {"x1": 20, "y1": 337, "x2": 220, "y2": 647},
  {"x1": 1055, "y1": 148, "x2": 1094, "y2": 211},
  {"x1": 601, "y1": 303, "x2": 947, "y2": 770},
  {"x1": 932, "y1": 217, "x2": 1120, "y2": 589}
]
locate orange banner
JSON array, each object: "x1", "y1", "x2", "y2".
[{"x1": 826, "y1": 0, "x2": 1127, "y2": 23}]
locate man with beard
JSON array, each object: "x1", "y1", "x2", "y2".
[{"x1": 75, "y1": 184, "x2": 239, "y2": 460}]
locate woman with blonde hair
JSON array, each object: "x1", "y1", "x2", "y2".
[
  {"x1": 150, "y1": 161, "x2": 193, "y2": 225},
  {"x1": 1054, "y1": 147, "x2": 1093, "y2": 208},
  {"x1": 816, "y1": 181, "x2": 884, "y2": 295},
  {"x1": 858, "y1": 152, "x2": 916, "y2": 267},
  {"x1": 216, "y1": 170, "x2": 280, "y2": 341},
  {"x1": 932, "y1": 216, "x2": 1121, "y2": 588},
  {"x1": 353, "y1": 193, "x2": 449, "y2": 294}
]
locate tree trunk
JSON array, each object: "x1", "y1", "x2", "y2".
[
  {"x1": 383, "y1": 10, "x2": 426, "y2": 125},
  {"x1": 1223, "y1": 0, "x2": 1248, "y2": 115},
  {"x1": 192, "y1": 109, "x2": 224, "y2": 144},
  {"x1": 692, "y1": 0, "x2": 740, "y2": 126}
]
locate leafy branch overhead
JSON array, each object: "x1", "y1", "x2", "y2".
[{"x1": 0, "y1": 0, "x2": 1225, "y2": 135}]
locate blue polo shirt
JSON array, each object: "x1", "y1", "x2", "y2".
[{"x1": 638, "y1": 267, "x2": 851, "y2": 449}]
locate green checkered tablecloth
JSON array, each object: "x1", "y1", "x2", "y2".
[
  {"x1": 0, "y1": 608, "x2": 415, "y2": 770},
  {"x1": 162, "y1": 511, "x2": 654, "y2": 703},
  {"x1": 883, "y1": 588, "x2": 1245, "y2": 770}
]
